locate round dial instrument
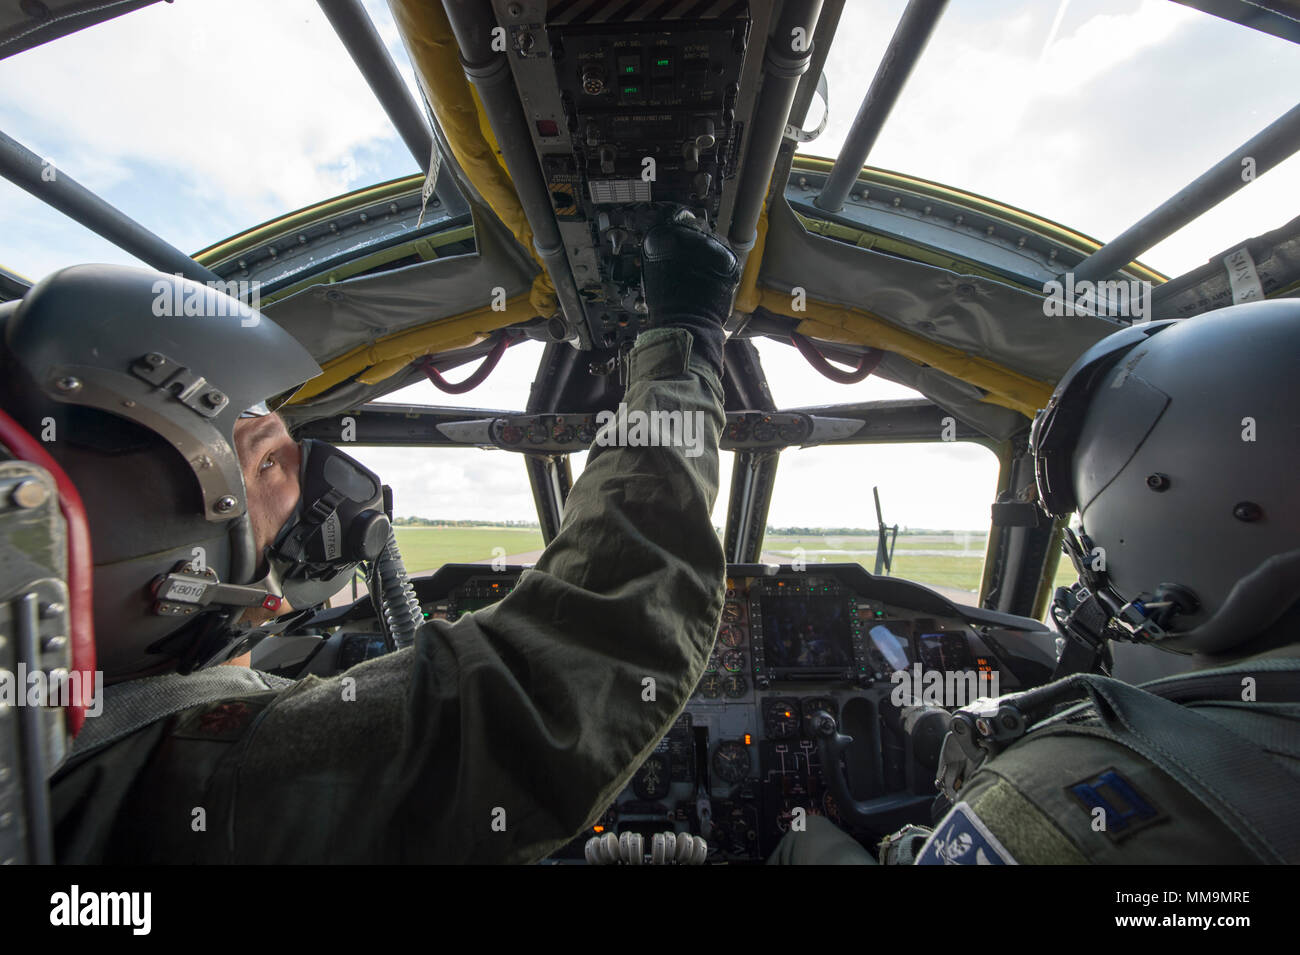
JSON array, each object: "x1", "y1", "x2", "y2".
[
  {"x1": 712, "y1": 741, "x2": 752, "y2": 784},
  {"x1": 718, "y1": 625, "x2": 744, "y2": 648},
  {"x1": 763, "y1": 698, "x2": 801, "y2": 738},
  {"x1": 632, "y1": 753, "x2": 672, "y2": 800},
  {"x1": 723, "y1": 673, "x2": 748, "y2": 698},
  {"x1": 721, "y1": 649, "x2": 744, "y2": 672},
  {"x1": 698, "y1": 672, "x2": 723, "y2": 699},
  {"x1": 722, "y1": 601, "x2": 746, "y2": 624}
]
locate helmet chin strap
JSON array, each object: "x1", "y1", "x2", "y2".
[
  {"x1": 1050, "y1": 527, "x2": 1200, "y2": 677},
  {"x1": 1053, "y1": 533, "x2": 1300, "y2": 666}
]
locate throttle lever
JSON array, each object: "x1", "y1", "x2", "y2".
[{"x1": 810, "y1": 709, "x2": 932, "y2": 828}]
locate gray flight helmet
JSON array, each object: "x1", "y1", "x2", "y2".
[
  {"x1": 1032, "y1": 298, "x2": 1300, "y2": 654},
  {"x1": 0, "y1": 264, "x2": 321, "y2": 681}
]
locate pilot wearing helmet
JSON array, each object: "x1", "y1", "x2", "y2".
[
  {"x1": 772, "y1": 299, "x2": 1300, "y2": 865},
  {"x1": 0, "y1": 219, "x2": 741, "y2": 863}
]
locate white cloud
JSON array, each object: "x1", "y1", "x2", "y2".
[
  {"x1": 808, "y1": 0, "x2": 1300, "y2": 276},
  {"x1": 0, "y1": 0, "x2": 421, "y2": 275}
]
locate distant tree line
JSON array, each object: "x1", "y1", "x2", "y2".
[
  {"x1": 765, "y1": 526, "x2": 988, "y2": 536},
  {"x1": 393, "y1": 517, "x2": 541, "y2": 528},
  {"x1": 391, "y1": 518, "x2": 985, "y2": 535}
]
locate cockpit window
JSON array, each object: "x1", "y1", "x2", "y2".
[
  {"x1": 760, "y1": 440, "x2": 1000, "y2": 604},
  {"x1": 803, "y1": 0, "x2": 1300, "y2": 278},
  {"x1": 0, "y1": 0, "x2": 429, "y2": 280}
]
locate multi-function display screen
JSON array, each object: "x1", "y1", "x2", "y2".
[
  {"x1": 916, "y1": 630, "x2": 976, "y2": 672},
  {"x1": 759, "y1": 595, "x2": 853, "y2": 669}
]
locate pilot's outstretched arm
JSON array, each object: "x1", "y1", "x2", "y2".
[{"x1": 226, "y1": 225, "x2": 737, "y2": 863}]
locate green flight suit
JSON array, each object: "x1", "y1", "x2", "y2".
[
  {"x1": 769, "y1": 644, "x2": 1300, "y2": 864},
  {"x1": 928, "y1": 647, "x2": 1300, "y2": 864},
  {"x1": 53, "y1": 327, "x2": 727, "y2": 863}
]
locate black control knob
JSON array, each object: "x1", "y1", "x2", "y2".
[{"x1": 582, "y1": 65, "x2": 606, "y2": 95}]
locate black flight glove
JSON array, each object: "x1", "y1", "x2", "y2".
[{"x1": 640, "y1": 213, "x2": 741, "y2": 377}]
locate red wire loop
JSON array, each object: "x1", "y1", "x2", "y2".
[
  {"x1": 420, "y1": 334, "x2": 513, "y2": 395},
  {"x1": 0, "y1": 407, "x2": 96, "y2": 734},
  {"x1": 790, "y1": 333, "x2": 883, "y2": 384}
]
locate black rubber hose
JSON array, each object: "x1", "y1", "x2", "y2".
[{"x1": 375, "y1": 530, "x2": 422, "y2": 649}]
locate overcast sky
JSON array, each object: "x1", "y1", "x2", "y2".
[{"x1": 1, "y1": 0, "x2": 1297, "y2": 530}]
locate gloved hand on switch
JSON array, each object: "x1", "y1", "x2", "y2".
[{"x1": 639, "y1": 211, "x2": 741, "y2": 376}]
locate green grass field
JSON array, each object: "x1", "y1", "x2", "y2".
[
  {"x1": 394, "y1": 526, "x2": 545, "y2": 574},
  {"x1": 393, "y1": 527, "x2": 1083, "y2": 598},
  {"x1": 761, "y1": 533, "x2": 990, "y2": 592}
]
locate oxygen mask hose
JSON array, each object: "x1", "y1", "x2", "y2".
[{"x1": 376, "y1": 529, "x2": 422, "y2": 649}]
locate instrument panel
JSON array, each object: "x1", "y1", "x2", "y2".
[
  {"x1": 262, "y1": 562, "x2": 1055, "y2": 863},
  {"x1": 494, "y1": 0, "x2": 757, "y2": 349}
]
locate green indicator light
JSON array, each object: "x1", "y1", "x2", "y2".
[
  {"x1": 624, "y1": 65, "x2": 636, "y2": 73},
  {"x1": 656, "y1": 58, "x2": 670, "y2": 66},
  {"x1": 623, "y1": 86, "x2": 639, "y2": 93}
]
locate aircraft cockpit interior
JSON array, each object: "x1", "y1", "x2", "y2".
[{"x1": 1, "y1": 0, "x2": 1298, "y2": 879}]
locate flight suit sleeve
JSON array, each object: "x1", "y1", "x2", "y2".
[
  {"x1": 915, "y1": 725, "x2": 1261, "y2": 864},
  {"x1": 228, "y1": 327, "x2": 727, "y2": 863}
]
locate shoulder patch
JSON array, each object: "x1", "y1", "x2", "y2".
[
  {"x1": 1066, "y1": 768, "x2": 1165, "y2": 841},
  {"x1": 915, "y1": 802, "x2": 1018, "y2": 865},
  {"x1": 173, "y1": 697, "x2": 269, "y2": 742}
]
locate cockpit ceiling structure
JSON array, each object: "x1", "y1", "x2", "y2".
[{"x1": 1, "y1": 0, "x2": 1298, "y2": 448}]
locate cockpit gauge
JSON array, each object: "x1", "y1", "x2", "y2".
[
  {"x1": 723, "y1": 673, "x2": 748, "y2": 698},
  {"x1": 718, "y1": 625, "x2": 743, "y2": 648},
  {"x1": 698, "y1": 672, "x2": 723, "y2": 699},
  {"x1": 712, "y1": 741, "x2": 752, "y2": 784},
  {"x1": 704, "y1": 649, "x2": 720, "y2": 673},
  {"x1": 721, "y1": 649, "x2": 744, "y2": 672},
  {"x1": 722, "y1": 601, "x2": 746, "y2": 624},
  {"x1": 632, "y1": 753, "x2": 672, "y2": 800},
  {"x1": 763, "y1": 698, "x2": 801, "y2": 738},
  {"x1": 526, "y1": 423, "x2": 549, "y2": 444}
]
